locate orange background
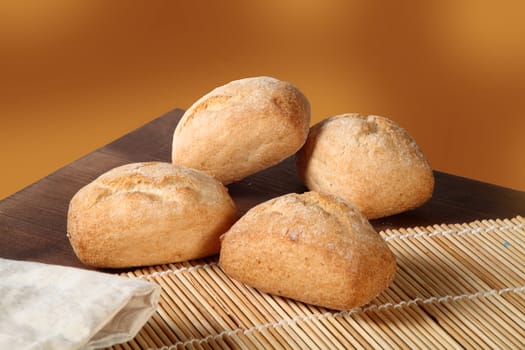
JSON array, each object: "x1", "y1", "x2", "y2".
[{"x1": 1, "y1": 1, "x2": 525, "y2": 199}]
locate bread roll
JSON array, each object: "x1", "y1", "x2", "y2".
[
  {"x1": 172, "y1": 76, "x2": 311, "y2": 184},
  {"x1": 220, "y1": 191, "x2": 396, "y2": 310},
  {"x1": 296, "y1": 114, "x2": 434, "y2": 219},
  {"x1": 67, "y1": 162, "x2": 237, "y2": 268}
]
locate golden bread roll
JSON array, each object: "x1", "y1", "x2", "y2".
[
  {"x1": 172, "y1": 76, "x2": 311, "y2": 184},
  {"x1": 220, "y1": 191, "x2": 396, "y2": 310},
  {"x1": 67, "y1": 162, "x2": 237, "y2": 268},
  {"x1": 296, "y1": 114, "x2": 434, "y2": 219}
]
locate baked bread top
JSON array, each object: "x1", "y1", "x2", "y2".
[
  {"x1": 71, "y1": 162, "x2": 233, "y2": 207},
  {"x1": 223, "y1": 190, "x2": 386, "y2": 259}
]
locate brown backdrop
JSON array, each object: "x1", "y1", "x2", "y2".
[{"x1": 2, "y1": 1, "x2": 524, "y2": 199}]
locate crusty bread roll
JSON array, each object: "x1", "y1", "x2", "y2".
[
  {"x1": 296, "y1": 114, "x2": 434, "y2": 219},
  {"x1": 172, "y1": 76, "x2": 311, "y2": 184},
  {"x1": 67, "y1": 162, "x2": 237, "y2": 268},
  {"x1": 220, "y1": 191, "x2": 396, "y2": 310}
]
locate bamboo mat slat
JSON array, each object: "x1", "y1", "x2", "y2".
[{"x1": 109, "y1": 216, "x2": 525, "y2": 350}]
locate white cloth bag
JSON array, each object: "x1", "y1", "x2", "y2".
[{"x1": 0, "y1": 258, "x2": 160, "y2": 349}]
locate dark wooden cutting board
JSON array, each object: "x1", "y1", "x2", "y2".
[{"x1": 1, "y1": 108, "x2": 524, "y2": 270}]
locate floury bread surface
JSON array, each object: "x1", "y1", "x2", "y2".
[
  {"x1": 172, "y1": 76, "x2": 311, "y2": 184},
  {"x1": 296, "y1": 114, "x2": 434, "y2": 219},
  {"x1": 219, "y1": 191, "x2": 396, "y2": 310},
  {"x1": 67, "y1": 162, "x2": 237, "y2": 268}
]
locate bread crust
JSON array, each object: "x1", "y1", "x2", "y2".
[
  {"x1": 296, "y1": 114, "x2": 434, "y2": 219},
  {"x1": 219, "y1": 191, "x2": 396, "y2": 310},
  {"x1": 172, "y1": 76, "x2": 311, "y2": 184},
  {"x1": 67, "y1": 162, "x2": 237, "y2": 268}
]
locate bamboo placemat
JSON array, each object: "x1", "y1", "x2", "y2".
[{"x1": 110, "y1": 216, "x2": 525, "y2": 350}]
